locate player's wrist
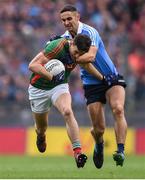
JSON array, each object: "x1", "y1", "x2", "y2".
[{"x1": 48, "y1": 74, "x2": 53, "y2": 81}]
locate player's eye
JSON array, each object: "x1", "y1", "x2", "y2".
[
  {"x1": 62, "y1": 19, "x2": 66, "y2": 22},
  {"x1": 67, "y1": 17, "x2": 72, "y2": 21},
  {"x1": 74, "y1": 50, "x2": 79, "y2": 55}
]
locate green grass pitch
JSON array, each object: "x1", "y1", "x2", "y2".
[{"x1": 0, "y1": 155, "x2": 145, "y2": 179}]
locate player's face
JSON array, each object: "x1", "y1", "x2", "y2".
[{"x1": 60, "y1": 11, "x2": 80, "y2": 34}]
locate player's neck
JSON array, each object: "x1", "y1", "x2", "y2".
[{"x1": 70, "y1": 30, "x2": 77, "y2": 38}]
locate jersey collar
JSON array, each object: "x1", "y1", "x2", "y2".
[{"x1": 77, "y1": 21, "x2": 83, "y2": 34}]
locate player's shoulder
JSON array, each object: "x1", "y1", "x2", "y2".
[
  {"x1": 82, "y1": 23, "x2": 99, "y2": 35},
  {"x1": 83, "y1": 23, "x2": 98, "y2": 33},
  {"x1": 45, "y1": 37, "x2": 67, "y2": 48},
  {"x1": 61, "y1": 31, "x2": 71, "y2": 39}
]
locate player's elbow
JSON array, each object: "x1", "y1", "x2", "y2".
[
  {"x1": 88, "y1": 54, "x2": 96, "y2": 62},
  {"x1": 87, "y1": 46, "x2": 97, "y2": 62},
  {"x1": 28, "y1": 63, "x2": 32, "y2": 71},
  {"x1": 28, "y1": 62, "x2": 35, "y2": 72}
]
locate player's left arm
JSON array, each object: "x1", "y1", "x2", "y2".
[{"x1": 75, "y1": 46, "x2": 97, "y2": 63}]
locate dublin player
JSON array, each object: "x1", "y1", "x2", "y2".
[{"x1": 60, "y1": 5, "x2": 127, "y2": 167}]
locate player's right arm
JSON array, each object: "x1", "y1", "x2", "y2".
[
  {"x1": 29, "y1": 38, "x2": 66, "y2": 82},
  {"x1": 76, "y1": 46, "x2": 97, "y2": 63},
  {"x1": 75, "y1": 28, "x2": 98, "y2": 63},
  {"x1": 76, "y1": 28, "x2": 105, "y2": 80},
  {"x1": 28, "y1": 52, "x2": 53, "y2": 81}
]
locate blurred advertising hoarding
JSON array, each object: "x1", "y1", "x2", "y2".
[{"x1": 0, "y1": 127, "x2": 144, "y2": 155}]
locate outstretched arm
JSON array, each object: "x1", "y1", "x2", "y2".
[{"x1": 80, "y1": 63, "x2": 103, "y2": 80}]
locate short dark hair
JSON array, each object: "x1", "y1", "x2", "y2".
[
  {"x1": 74, "y1": 34, "x2": 91, "y2": 52},
  {"x1": 60, "y1": 5, "x2": 77, "y2": 13}
]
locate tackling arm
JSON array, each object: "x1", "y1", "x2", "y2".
[
  {"x1": 76, "y1": 45, "x2": 103, "y2": 80},
  {"x1": 75, "y1": 46, "x2": 97, "y2": 63}
]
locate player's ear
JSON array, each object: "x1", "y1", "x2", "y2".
[
  {"x1": 76, "y1": 12, "x2": 80, "y2": 20},
  {"x1": 69, "y1": 40, "x2": 74, "y2": 46}
]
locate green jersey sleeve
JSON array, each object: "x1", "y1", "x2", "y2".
[{"x1": 43, "y1": 38, "x2": 67, "y2": 60}]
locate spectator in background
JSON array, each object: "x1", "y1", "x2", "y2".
[
  {"x1": 128, "y1": 46, "x2": 145, "y2": 99},
  {"x1": 129, "y1": 11, "x2": 145, "y2": 47}
]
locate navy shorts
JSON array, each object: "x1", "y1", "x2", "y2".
[{"x1": 83, "y1": 75, "x2": 126, "y2": 105}]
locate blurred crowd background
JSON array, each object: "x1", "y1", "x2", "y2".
[{"x1": 0, "y1": 0, "x2": 145, "y2": 127}]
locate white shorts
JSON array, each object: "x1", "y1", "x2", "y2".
[{"x1": 28, "y1": 83, "x2": 70, "y2": 113}]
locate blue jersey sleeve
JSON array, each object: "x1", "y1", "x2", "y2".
[{"x1": 81, "y1": 24, "x2": 100, "y2": 48}]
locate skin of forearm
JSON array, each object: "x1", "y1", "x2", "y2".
[
  {"x1": 29, "y1": 52, "x2": 53, "y2": 81},
  {"x1": 80, "y1": 63, "x2": 103, "y2": 80},
  {"x1": 29, "y1": 63, "x2": 53, "y2": 81},
  {"x1": 76, "y1": 53, "x2": 95, "y2": 63}
]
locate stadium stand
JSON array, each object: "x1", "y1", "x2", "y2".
[{"x1": 0, "y1": 0, "x2": 145, "y2": 127}]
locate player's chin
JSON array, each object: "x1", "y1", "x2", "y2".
[{"x1": 66, "y1": 26, "x2": 73, "y2": 31}]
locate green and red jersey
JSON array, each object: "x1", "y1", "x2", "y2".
[{"x1": 30, "y1": 38, "x2": 77, "y2": 90}]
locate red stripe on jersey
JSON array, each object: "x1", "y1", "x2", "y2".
[{"x1": 31, "y1": 74, "x2": 41, "y2": 84}]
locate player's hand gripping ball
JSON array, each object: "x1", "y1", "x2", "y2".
[{"x1": 44, "y1": 59, "x2": 65, "y2": 84}]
